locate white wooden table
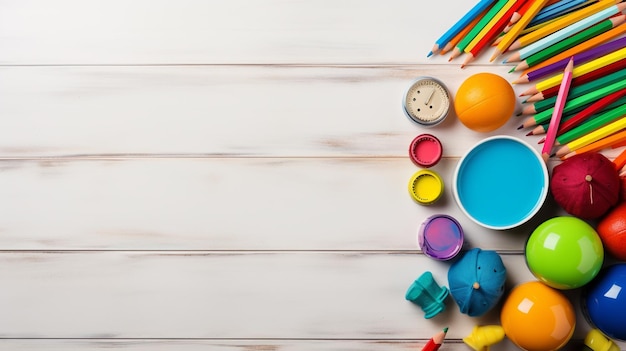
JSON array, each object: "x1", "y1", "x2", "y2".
[{"x1": 0, "y1": 1, "x2": 624, "y2": 350}]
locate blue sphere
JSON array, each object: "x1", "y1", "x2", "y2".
[{"x1": 582, "y1": 264, "x2": 626, "y2": 341}]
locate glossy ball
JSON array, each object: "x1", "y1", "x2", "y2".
[
  {"x1": 582, "y1": 264, "x2": 626, "y2": 341},
  {"x1": 597, "y1": 202, "x2": 626, "y2": 261},
  {"x1": 526, "y1": 216, "x2": 604, "y2": 289},
  {"x1": 454, "y1": 73, "x2": 515, "y2": 132},
  {"x1": 501, "y1": 281, "x2": 576, "y2": 351}
]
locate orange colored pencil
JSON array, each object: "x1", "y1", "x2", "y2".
[
  {"x1": 613, "y1": 147, "x2": 626, "y2": 170},
  {"x1": 520, "y1": 21, "x2": 626, "y2": 78},
  {"x1": 562, "y1": 129, "x2": 626, "y2": 159}
]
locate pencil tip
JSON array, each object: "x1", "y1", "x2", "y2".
[
  {"x1": 517, "y1": 125, "x2": 523, "y2": 130},
  {"x1": 460, "y1": 64, "x2": 466, "y2": 69},
  {"x1": 526, "y1": 131, "x2": 533, "y2": 136},
  {"x1": 521, "y1": 98, "x2": 528, "y2": 104},
  {"x1": 538, "y1": 140, "x2": 545, "y2": 145},
  {"x1": 427, "y1": 51, "x2": 433, "y2": 58},
  {"x1": 550, "y1": 153, "x2": 556, "y2": 158},
  {"x1": 502, "y1": 59, "x2": 508, "y2": 64},
  {"x1": 508, "y1": 67, "x2": 515, "y2": 73},
  {"x1": 516, "y1": 112, "x2": 522, "y2": 116},
  {"x1": 443, "y1": 327, "x2": 449, "y2": 333}
]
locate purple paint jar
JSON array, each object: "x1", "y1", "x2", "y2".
[{"x1": 419, "y1": 214, "x2": 464, "y2": 260}]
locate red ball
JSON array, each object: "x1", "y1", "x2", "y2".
[
  {"x1": 551, "y1": 152, "x2": 620, "y2": 219},
  {"x1": 598, "y1": 202, "x2": 626, "y2": 261}
]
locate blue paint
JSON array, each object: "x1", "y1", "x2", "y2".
[{"x1": 455, "y1": 137, "x2": 547, "y2": 228}]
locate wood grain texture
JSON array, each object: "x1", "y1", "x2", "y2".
[
  {"x1": 0, "y1": 158, "x2": 561, "y2": 250},
  {"x1": 1, "y1": 0, "x2": 625, "y2": 349}
]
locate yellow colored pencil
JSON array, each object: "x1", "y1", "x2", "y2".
[
  {"x1": 465, "y1": 0, "x2": 517, "y2": 53},
  {"x1": 520, "y1": 22, "x2": 626, "y2": 78},
  {"x1": 521, "y1": 46, "x2": 626, "y2": 96},
  {"x1": 508, "y1": 0, "x2": 621, "y2": 51},
  {"x1": 490, "y1": 0, "x2": 551, "y2": 61},
  {"x1": 561, "y1": 128, "x2": 626, "y2": 159},
  {"x1": 555, "y1": 117, "x2": 626, "y2": 157}
]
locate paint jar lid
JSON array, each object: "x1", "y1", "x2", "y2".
[
  {"x1": 418, "y1": 214, "x2": 464, "y2": 260},
  {"x1": 408, "y1": 170, "x2": 444, "y2": 205},
  {"x1": 409, "y1": 134, "x2": 443, "y2": 168}
]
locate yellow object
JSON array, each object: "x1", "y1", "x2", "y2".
[
  {"x1": 535, "y1": 46, "x2": 626, "y2": 92},
  {"x1": 558, "y1": 117, "x2": 626, "y2": 157},
  {"x1": 492, "y1": 0, "x2": 551, "y2": 60},
  {"x1": 463, "y1": 325, "x2": 505, "y2": 351},
  {"x1": 454, "y1": 73, "x2": 516, "y2": 133},
  {"x1": 515, "y1": 0, "x2": 619, "y2": 48},
  {"x1": 465, "y1": 0, "x2": 517, "y2": 53},
  {"x1": 501, "y1": 281, "x2": 576, "y2": 351},
  {"x1": 408, "y1": 170, "x2": 444, "y2": 205},
  {"x1": 584, "y1": 329, "x2": 620, "y2": 351}
]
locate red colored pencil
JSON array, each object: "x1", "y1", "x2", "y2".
[
  {"x1": 524, "y1": 57, "x2": 626, "y2": 102},
  {"x1": 557, "y1": 87, "x2": 626, "y2": 135},
  {"x1": 422, "y1": 327, "x2": 449, "y2": 351},
  {"x1": 462, "y1": 0, "x2": 526, "y2": 67}
]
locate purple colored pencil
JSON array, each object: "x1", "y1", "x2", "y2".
[{"x1": 527, "y1": 36, "x2": 626, "y2": 82}]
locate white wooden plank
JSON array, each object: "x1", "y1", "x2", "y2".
[
  {"x1": 0, "y1": 158, "x2": 559, "y2": 250},
  {"x1": 0, "y1": 65, "x2": 551, "y2": 158},
  {"x1": 0, "y1": 0, "x2": 497, "y2": 66},
  {"x1": 0, "y1": 339, "x2": 606, "y2": 351},
  {"x1": 0, "y1": 251, "x2": 592, "y2": 342}
]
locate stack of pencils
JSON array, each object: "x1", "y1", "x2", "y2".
[{"x1": 429, "y1": 0, "x2": 626, "y2": 160}]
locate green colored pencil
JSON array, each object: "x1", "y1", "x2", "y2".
[
  {"x1": 532, "y1": 96, "x2": 626, "y2": 135},
  {"x1": 522, "y1": 16, "x2": 623, "y2": 68},
  {"x1": 531, "y1": 68, "x2": 626, "y2": 114},
  {"x1": 450, "y1": 0, "x2": 509, "y2": 59},
  {"x1": 556, "y1": 104, "x2": 626, "y2": 145},
  {"x1": 525, "y1": 78, "x2": 626, "y2": 127}
]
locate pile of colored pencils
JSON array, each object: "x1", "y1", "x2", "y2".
[{"x1": 429, "y1": 0, "x2": 626, "y2": 160}]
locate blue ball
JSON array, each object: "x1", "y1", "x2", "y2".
[{"x1": 582, "y1": 264, "x2": 626, "y2": 341}]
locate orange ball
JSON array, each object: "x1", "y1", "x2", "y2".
[
  {"x1": 501, "y1": 281, "x2": 575, "y2": 351},
  {"x1": 454, "y1": 73, "x2": 516, "y2": 132},
  {"x1": 597, "y1": 202, "x2": 626, "y2": 261}
]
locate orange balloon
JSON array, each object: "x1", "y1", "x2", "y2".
[
  {"x1": 454, "y1": 73, "x2": 516, "y2": 132},
  {"x1": 501, "y1": 281, "x2": 575, "y2": 351}
]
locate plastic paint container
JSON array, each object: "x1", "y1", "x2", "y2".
[
  {"x1": 419, "y1": 214, "x2": 464, "y2": 260},
  {"x1": 409, "y1": 134, "x2": 443, "y2": 168},
  {"x1": 409, "y1": 170, "x2": 444, "y2": 205},
  {"x1": 453, "y1": 136, "x2": 548, "y2": 230}
]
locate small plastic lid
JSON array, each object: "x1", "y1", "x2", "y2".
[
  {"x1": 419, "y1": 214, "x2": 464, "y2": 260},
  {"x1": 409, "y1": 134, "x2": 443, "y2": 168},
  {"x1": 408, "y1": 170, "x2": 444, "y2": 205}
]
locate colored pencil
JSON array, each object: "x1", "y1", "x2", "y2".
[
  {"x1": 524, "y1": 59, "x2": 626, "y2": 102},
  {"x1": 428, "y1": 0, "x2": 497, "y2": 57},
  {"x1": 528, "y1": 0, "x2": 592, "y2": 27},
  {"x1": 555, "y1": 104, "x2": 626, "y2": 146},
  {"x1": 490, "y1": 0, "x2": 551, "y2": 61},
  {"x1": 527, "y1": 97, "x2": 626, "y2": 136},
  {"x1": 507, "y1": 3, "x2": 626, "y2": 64},
  {"x1": 449, "y1": 0, "x2": 510, "y2": 61},
  {"x1": 513, "y1": 35, "x2": 626, "y2": 78},
  {"x1": 507, "y1": 15, "x2": 625, "y2": 67},
  {"x1": 519, "y1": 21, "x2": 626, "y2": 78},
  {"x1": 422, "y1": 328, "x2": 449, "y2": 351},
  {"x1": 520, "y1": 68, "x2": 626, "y2": 114},
  {"x1": 542, "y1": 58, "x2": 574, "y2": 162},
  {"x1": 613, "y1": 147, "x2": 626, "y2": 170},
  {"x1": 520, "y1": 46, "x2": 626, "y2": 96},
  {"x1": 556, "y1": 87, "x2": 626, "y2": 135},
  {"x1": 507, "y1": 0, "x2": 621, "y2": 51},
  {"x1": 462, "y1": 0, "x2": 524, "y2": 67},
  {"x1": 519, "y1": 77, "x2": 626, "y2": 128},
  {"x1": 555, "y1": 117, "x2": 626, "y2": 157},
  {"x1": 562, "y1": 129, "x2": 626, "y2": 159},
  {"x1": 440, "y1": 10, "x2": 486, "y2": 55}
]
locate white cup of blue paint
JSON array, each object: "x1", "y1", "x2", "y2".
[{"x1": 453, "y1": 136, "x2": 549, "y2": 230}]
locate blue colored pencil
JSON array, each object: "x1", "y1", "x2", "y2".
[
  {"x1": 428, "y1": 0, "x2": 496, "y2": 57},
  {"x1": 529, "y1": 0, "x2": 589, "y2": 27}
]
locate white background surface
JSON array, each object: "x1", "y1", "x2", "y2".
[{"x1": 0, "y1": 1, "x2": 624, "y2": 350}]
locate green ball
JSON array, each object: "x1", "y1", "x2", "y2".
[{"x1": 526, "y1": 216, "x2": 604, "y2": 289}]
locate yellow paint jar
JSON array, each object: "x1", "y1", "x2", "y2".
[{"x1": 408, "y1": 170, "x2": 444, "y2": 205}]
